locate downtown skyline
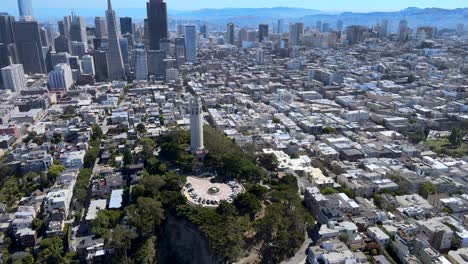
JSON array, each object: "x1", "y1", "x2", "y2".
[{"x1": 1, "y1": 0, "x2": 467, "y2": 14}]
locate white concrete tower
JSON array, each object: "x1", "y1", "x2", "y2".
[{"x1": 190, "y1": 96, "x2": 204, "y2": 153}]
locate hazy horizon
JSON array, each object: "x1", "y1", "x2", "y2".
[{"x1": 1, "y1": 0, "x2": 467, "y2": 14}]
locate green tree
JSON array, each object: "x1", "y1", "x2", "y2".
[
  {"x1": 132, "y1": 236, "x2": 157, "y2": 264},
  {"x1": 47, "y1": 164, "x2": 66, "y2": 184},
  {"x1": 51, "y1": 133, "x2": 63, "y2": 144},
  {"x1": 136, "y1": 123, "x2": 147, "y2": 134},
  {"x1": 419, "y1": 182, "x2": 436, "y2": 198},
  {"x1": 322, "y1": 126, "x2": 337, "y2": 134},
  {"x1": 91, "y1": 210, "x2": 121, "y2": 237},
  {"x1": 449, "y1": 128, "x2": 463, "y2": 147},
  {"x1": 106, "y1": 225, "x2": 137, "y2": 263},
  {"x1": 257, "y1": 153, "x2": 279, "y2": 171},
  {"x1": 248, "y1": 184, "x2": 268, "y2": 199},
  {"x1": 127, "y1": 197, "x2": 165, "y2": 237},
  {"x1": 91, "y1": 124, "x2": 104, "y2": 140},
  {"x1": 63, "y1": 105, "x2": 76, "y2": 115},
  {"x1": 35, "y1": 236, "x2": 64, "y2": 263},
  {"x1": 233, "y1": 193, "x2": 261, "y2": 220},
  {"x1": 123, "y1": 147, "x2": 134, "y2": 166},
  {"x1": 216, "y1": 201, "x2": 238, "y2": 217},
  {"x1": 139, "y1": 138, "x2": 156, "y2": 159},
  {"x1": 321, "y1": 187, "x2": 338, "y2": 195}
]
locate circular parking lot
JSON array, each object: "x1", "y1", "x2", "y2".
[{"x1": 182, "y1": 175, "x2": 244, "y2": 208}]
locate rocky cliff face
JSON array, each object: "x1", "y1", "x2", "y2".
[{"x1": 158, "y1": 213, "x2": 222, "y2": 264}]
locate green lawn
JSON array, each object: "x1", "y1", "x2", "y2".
[{"x1": 425, "y1": 138, "x2": 468, "y2": 158}]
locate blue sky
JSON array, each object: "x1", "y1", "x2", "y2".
[{"x1": 1, "y1": 0, "x2": 467, "y2": 12}]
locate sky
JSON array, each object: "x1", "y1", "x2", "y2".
[{"x1": 1, "y1": 0, "x2": 467, "y2": 12}]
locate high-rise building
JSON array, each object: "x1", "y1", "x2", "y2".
[
  {"x1": 0, "y1": 13, "x2": 15, "y2": 44},
  {"x1": 134, "y1": 48, "x2": 148, "y2": 81},
  {"x1": 95, "y1": 17, "x2": 107, "y2": 39},
  {"x1": 71, "y1": 41, "x2": 86, "y2": 58},
  {"x1": 48, "y1": 63, "x2": 73, "y2": 90},
  {"x1": 18, "y1": 0, "x2": 33, "y2": 21},
  {"x1": 159, "y1": 38, "x2": 171, "y2": 56},
  {"x1": 93, "y1": 50, "x2": 108, "y2": 82},
  {"x1": 106, "y1": 0, "x2": 126, "y2": 80},
  {"x1": 184, "y1": 25, "x2": 197, "y2": 62},
  {"x1": 398, "y1": 20, "x2": 409, "y2": 42},
  {"x1": 54, "y1": 35, "x2": 71, "y2": 53},
  {"x1": 190, "y1": 96, "x2": 204, "y2": 153},
  {"x1": 379, "y1": 19, "x2": 389, "y2": 38},
  {"x1": 81, "y1": 55, "x2": 95, "y2": 76},
  {"x1": 337, "y1": 20, "x2": 343, "y2": 32},
  {"x1": 51, "y1": 52, "x2": 70, "y2": 68},
  {"x1": 147, "y1": 0, "x2": 168, "y2": 50},
  {"x1": 70, "y1": 14, "x2": 88, "y2": 50},
  {"x1": 346, "y1": 25, "x2": 367, "y2": 45},
  {"x1": 0, "y1": 43, "x2": 18, "y2": 68},
  {"x1": 175, "y1": 37, "x2": 185, "y2": 64},
  {"x1": 259, "y1": 24, "x2": 269, "y2": 42},
  {"x1": 322, "y1": 23, "x2": 330, "y2": 33},
  {"x1": 62, "y1": 16, "x2": 72, "y2": 38},
  {"x1": 58, "y1": 20, "x2": 66, "y2": 36},
  {"x1": 1, "y1": 64, "x2": 26, "y2": 92},
  {"x1": 456, "y1": 24, "x2": 464, "y2": 37},
  {"x1": 120, "y1": 17, "x2": 133, "y2": 35},
  {"x1": 165, "y1": 68, "x2": 178, "y2": 82},
  {"x1": 416, "y1": 27, "x2": 436, "y2": 40},
  {"x1": 256, "y1": 49, "x2": 264, "y2": 65},
  {"x1": 277, "y1": 19, "x2": 285, "y2": 34},
  {"x1": 148, "y1": 49, "x2": 166, "y2": 79},
  {"x1": 289, "y1": 23, "x2": 303, "y2": 46},
  {"x1": 226, "y1": 23, "x2": 235, "y2": 45},
  {"x1": 316, "y1": 21, "x2": 322, "y2": 31},
  {"x1": 12, "y1": 21, "x2": 46, "y2": 74},
  {"x1": 119, "y1": 38, "x2": 129, "y2": 65},
  {"x1": 200, "y1": 24, "x2": 207, "y2": 38}
]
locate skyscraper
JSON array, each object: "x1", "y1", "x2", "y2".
[
  {"x1": 105, "y1": 0, "x2": 126, "y2": 80},
  {"x1": 71, "y1": 41, "x2": 86, "y2": 58},
  {"x1": 289, "y1": 23, "x2": 303, "y2": 46},
  {"x1": 54, "y1": 35, "x2": 71, "y2": 53},
  {"x1": 147, "y1": 0, "x2": 168, "y2": 50},
  {"x1": 200, "y1": 24, "x2": 207, "y2": 38},
  {"x1": 337, "y1": 20, "x2": 343, "y2": 32},
  {"x1": 190, "y1": 96, "x2": 204, "y2": 153},
  {"x1": 134, "y1": 48, "x2": 148, "y2": 81},
  {"x1": 346, "y1": 25, "x2": 367, "y2": 45},
  {"x1": 456, "y1": 24, "x2": 464, "y2": 37},
  {"x1": 120, "y1": 17, "x2": 133, "y2": 35},
  {"x1": 259, "y1": 24, "x2": 269, "y2": 42},
  {"x1": 93, "y1": 50, "x2": 108, "y2": 82},
  {"x1": 1, "y1": 64, "x2": 26, "y2": 92},
  {"x1": 12, "y1": 21, "x2": 46, "y2": 74},
  {"x1": 148, "y1": 50, "x2": 166, "y2": 79},
  {"x1": 174, "y1": 37, "x2": 185, "y2": 64},
  {"x1": 18, "y1": 0, "x2": 33, "y2": 21},
  {"x1": 0, "y1": 13, "x2": 15, "y2": 44},
  {"x1": 316, "y1": 21, "x2": 322, "y2": 31},
  {"x1": 380, "y1": 19, "x2": 389, "y2": 38},
  {"x1": 277, "y1": 19, "x2": 285, "y2": 34},
  {"x1": 398, "y1": 20, "x2": 409, "y2": 42},
  {"x1": 184, "y1": 25, "x2": 197, "y2": 62},
  {"x1": 70, "y1": 14, "x2": 88, "y2": 50},
  {"x1": 81, "y1": 55, "x2": 95, "y2": 76},
  {"x1": 95, "y1": 17, "x2": 107, "y2": 39},
  {"x1": 48, "y1": 63, "x2": 73, "y2": 90},
  {"x1": 227, "y1": 23, "x2": 235, "y2": 45}
]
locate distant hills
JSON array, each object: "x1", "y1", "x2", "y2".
[{"x1": 23, "y1": 7, "x2": 468, "y2": 29}]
